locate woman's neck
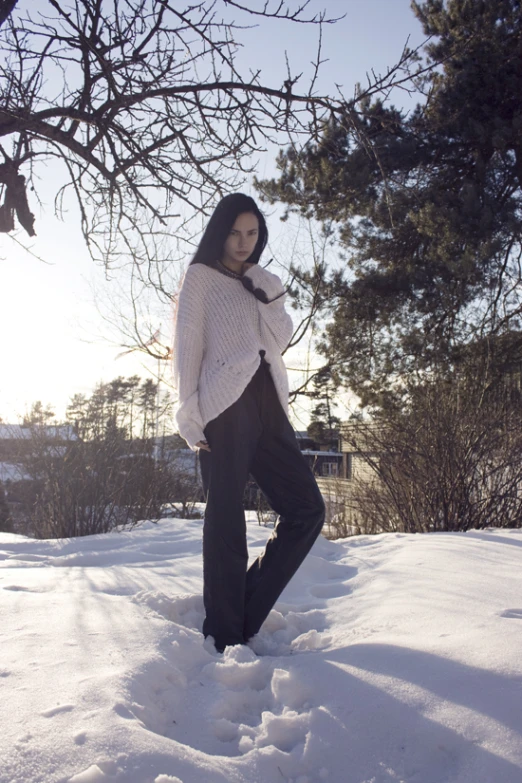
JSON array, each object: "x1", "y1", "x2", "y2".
[
  {"x1": 216, "y1": 258, "x2": 242, "y2": 279},
  {"x1": 220, "y1": 257, "x2": 243, "y2": 274}
]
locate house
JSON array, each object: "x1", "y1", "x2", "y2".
[
  {"x1": 0, "y1": 423, "x2": 78, "y2": 474},
  {"x1": 0, "y1": 424, "x2": 79, "y2": 531},
  {"x1": 0, "y1": 424, "x2": 78, "y2": 457},
  {"x1": 151, "y1": 434, "x2": 202, "y2": 488},
  {"x1": 294, "y1": 431, "x2": 344, "y2": 478},
  {"x1": 157, "y1": 427, "x2": 345, "y2": 509},
  {"x1": 314, "y1": 421, "x2": 383, "y2": 537}
]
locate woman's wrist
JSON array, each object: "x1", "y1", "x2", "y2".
[{"x1": 241, "y1": 263, "x2": 285, "y2": 302}]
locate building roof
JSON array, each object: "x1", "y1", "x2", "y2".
[
  {"x1": 301, "y1": 450, "x2": 342, "y2": 457},
  {"x1": 0, "y1": 424, "x2": 78, "y2": 441}
]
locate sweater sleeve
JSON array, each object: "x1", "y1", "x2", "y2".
[
  {"x1": 172, "y1": 266, "x2": 206, "y2": 451},
  {"x1": 242, "y1": 265, "x2": 294, "y2": 352}
]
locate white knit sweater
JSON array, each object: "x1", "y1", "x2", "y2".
[{"x1": 172, "y1": 262, "x2": 294, "y2": 451}]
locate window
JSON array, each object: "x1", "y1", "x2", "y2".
[{"x1": 322, "y1": 462, "x2": 339, "y2": 477}]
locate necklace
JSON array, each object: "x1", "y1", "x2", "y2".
[{"x1": 215, "y1": 258, "x2": 242, "y2": 280}]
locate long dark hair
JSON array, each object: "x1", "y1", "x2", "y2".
[{"x1": 189, "y1": 193, "x2": 268, "y2": 267}]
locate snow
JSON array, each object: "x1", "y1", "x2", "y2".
[{"x1": 1, "y1": 519, "x2": 521, "y2": 783}]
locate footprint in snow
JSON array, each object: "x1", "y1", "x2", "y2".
[
  {"x1": 132, "y1": 590, "x2": 204, "y2": 631},
  {"x1": 132, "y1": 590, "x2": 332, "y2": 657},
  {"x1": 309, "y1": 581, "x2": 352, "y2": 599},
  {"x1": 500, "y1": 608, "x2": 522, "y2": 619},
  {"x1": 2, "y1": 584, "x2": 52, "y2": 592},
  {"x1": 248, "y1": 603, "x2": 332, "y2": 657},
  {"x1": 41, "y1": 703, "x2": 75, "y2": 718},
  {"x1": 203, "y1": 644, "x2": 315, "y2": 754},
  {"x1": 124, "y1": 591, "x2": 330, "y2": 766}
]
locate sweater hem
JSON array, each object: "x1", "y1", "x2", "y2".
[{"x1": 201, "y1": 355, "x2": 265, "y2": 429}]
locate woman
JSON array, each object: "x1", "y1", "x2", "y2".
[{"x1": 172, "y1": 193, "x2": 325, "y2": 654}]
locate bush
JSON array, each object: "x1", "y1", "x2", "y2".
[{"x1": 344, "y1": 373, "x2": 522, "y2": 534}]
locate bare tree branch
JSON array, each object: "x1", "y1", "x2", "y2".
[
  {"x1": 222, "y1": 1, "x2": 343, "y2": 25},
  {"x1": 0, "y1": 0, "x2": 426, "y2": 274}
]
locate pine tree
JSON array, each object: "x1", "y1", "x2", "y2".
[{"x1": 257, "y1": 0, "x2": 522, "y2": 407}]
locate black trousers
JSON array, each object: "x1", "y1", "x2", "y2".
[{"x1": 199, "y1": 350, "x2": 325, "y2": 652}]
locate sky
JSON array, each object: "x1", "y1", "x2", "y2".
[
  {"x1": 1, "y1": 517, "x2": 522, "y2": 782},
  {"x1": 0, "y1": 0, "x2": 429, "y2": 429}
]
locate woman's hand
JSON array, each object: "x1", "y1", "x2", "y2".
[
  {"x1": 241, "y1": 261, "x2": 255, "y2": 275},
  {"x1": 197, "y1": 440, "x2": 211, "y2": 452}
]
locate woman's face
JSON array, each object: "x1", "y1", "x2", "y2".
[{"x1": 221, "y1": 211, "x2": 259, "y2": 268}]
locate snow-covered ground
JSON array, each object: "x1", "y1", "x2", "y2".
[{"x1": 1, "y1": 518, "x2": 521, "y2": 783}]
